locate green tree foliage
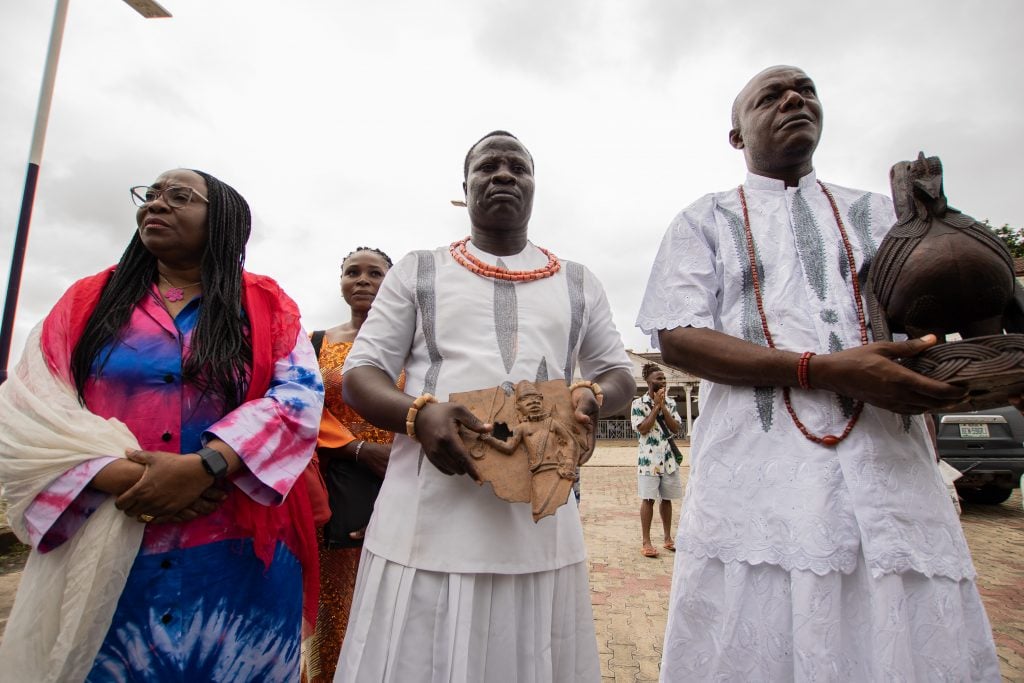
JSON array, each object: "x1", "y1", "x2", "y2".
[{"x1": 988, "y1": 221, "x2": 1024, "y2": 259}]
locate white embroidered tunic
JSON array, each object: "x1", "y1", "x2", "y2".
[
  {"x1": 636, "y1": 171, "x2": 975, "y2": 580},
  {"x1": 345, "y1": 241, "x2": 631, "y2": 574}
]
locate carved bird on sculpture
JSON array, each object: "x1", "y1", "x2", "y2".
[{"x1": 867, "y1": 152, "x2": 1024, "y2": 342}]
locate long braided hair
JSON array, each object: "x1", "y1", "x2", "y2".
[{"x1": 71, "y1": 170, "x2": 253, "y2": 409}]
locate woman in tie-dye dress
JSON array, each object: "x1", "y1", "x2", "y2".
[{"x1": 0, "y1": 169, "x2": 324, "y2": 682}]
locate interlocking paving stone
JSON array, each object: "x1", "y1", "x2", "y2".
[
  {"x1": 0, "y1": 443, "x2": 1020, "y2": 682},
  {"x1": 583, "y1": 444, "x2": 1024, "y2": 682}
]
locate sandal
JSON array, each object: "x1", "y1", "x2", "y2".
[
  {"x1": 641, "y1": 544, "x2": 659, "y2": 558},
  {"x1": 663, "y1": 541, "x2": 676, "y2": 552}
]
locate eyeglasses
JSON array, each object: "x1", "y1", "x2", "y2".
[{"x1": 130, "y1": 185, "x2": 209, "y2": 209}]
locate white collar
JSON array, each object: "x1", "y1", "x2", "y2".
[
  {"x1": 744, "y1": 169, "x2": 818, "y2": 192},
  {"x1": 465, "y1": 239, "x2": 536, "y2": 261}
]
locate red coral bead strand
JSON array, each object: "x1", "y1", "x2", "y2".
[
  {"x1": 449, "y1": 237, "x2": 561, "y2": 282},
  {"x1": 737, "y1": 183, "x2": 867, "y2": 447}
]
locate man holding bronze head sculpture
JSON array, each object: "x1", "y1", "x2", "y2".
[
  {"x1": 335, "y1": 131, "x2": 633, "y2": 681},
  {"x1": 637, "y1": 66, "x2": 1000, "y2": 680}
]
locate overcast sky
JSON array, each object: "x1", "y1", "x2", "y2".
[{"x1": 2, "y1": 0, "x2": 1022, "y2": 364}]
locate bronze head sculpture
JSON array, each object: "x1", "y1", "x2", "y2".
[
  {"x1": 867, "y1": 153, "x2": 1024, "y2": 409},
  {"x1": 869, "y1": 153, "x2": 1017, "y2": 341}
]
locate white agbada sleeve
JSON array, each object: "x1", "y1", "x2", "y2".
[{"x1": 635, "y1": 199, "x2": 722, "y2": 345}]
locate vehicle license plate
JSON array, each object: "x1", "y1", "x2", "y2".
[{"x1": 959, "y1": 423, "x2": 989, "y2": 438}]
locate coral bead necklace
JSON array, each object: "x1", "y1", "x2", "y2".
[
  {"x1": 449, "y1": 237, "x2": 561, "y2": 282},
  {"x1": 737, "y1": 180, "x2": 868, "y2": 447}
]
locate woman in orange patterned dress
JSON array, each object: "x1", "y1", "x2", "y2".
[{"x1": 303, "y1": 247, "x2": 397, "y2": 683}]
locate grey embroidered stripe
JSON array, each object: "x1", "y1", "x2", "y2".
[
  {"x1": 846, "y1": 192, "x2": 877, "y2": 289},
  {"x1": 837, "y1": 237, "x2": 850, "y2": 282},
  {"x1": 847, "y1": 192, "x2": 878, "y2": 262},
  {"x1": 722, "y1": 206, "x2": 769, "y2": 349},
  {"x1": 723, "y1": 204, "x2": 774, "y2": 432},
  {"x1": 836, "y1": 393, "x2": 856, "y2": 419},
  {"x1": 563, "y1": 262, "x2": 586, "y2": 384},
  {"x1": 535, "y1": 357, "x2": 549, "y2": 383},
  {"x1": 415, "y1": 250, "x2": 442, "y2": 475},
  {"x1": 494, "y1": 258, "x2": 518, "y2": 373},
  {"x1": 416, "y1": 251, "x2": 443, "y2": 395},
  {"x1": 792, "y1": 189, "x2": 828, "y2": 301},
  {"x1": 828, "y1": 332, "x2": 856, "y2": 418},
  {"x1": 828, "y1": 331, "x2": 844, "y2": 354},
  {"x1": 755, "y1": 386, "x2": 775, "y2": 433}
]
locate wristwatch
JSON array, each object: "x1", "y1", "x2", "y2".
[{"x1": 197, "y1": 446, "x2": 228, "y2": 480}]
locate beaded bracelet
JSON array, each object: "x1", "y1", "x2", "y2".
[
  {"x1": 568, "y1": 380, "x2": 604, "y2": 407},
  {"x1": 353, "y1": 440, "x2": 365, "y2": 461},
  {"x1": 797, "y1": 351, "x2": 816, "y2": 391},
  {"x1": 405, "y1": 393, "x2": 437, "y2": 440}
]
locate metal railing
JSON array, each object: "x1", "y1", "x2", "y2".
[{"x1": 595, "y1": 419, "x2": 685, "y2": 440}]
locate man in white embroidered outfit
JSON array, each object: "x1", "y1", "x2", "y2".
[
  {"x1": 336, "y1": 130, "x2": 634, "y2": 682},
  {"x1": 636, "y1": 66, "x2": 1000, "y2": 681}
]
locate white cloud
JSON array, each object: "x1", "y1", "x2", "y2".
[{"x1": 1, "y1": 0, "x2": 1022, "y2": 364}]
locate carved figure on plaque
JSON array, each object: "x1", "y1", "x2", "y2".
[
  {"x1": 453, "y1": 380, "x2": 591, "y2": 521},
  {"x1": 867, "y1": 152, "x2": 1024, "y2": 410}
]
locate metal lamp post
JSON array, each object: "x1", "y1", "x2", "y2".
[{"x1": 0, "y1": 0, "x2": 171, "y2": 385}]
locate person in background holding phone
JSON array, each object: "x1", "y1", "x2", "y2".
[{"x1": 631, "y1": 362, "x2": 683, "y2": 558}]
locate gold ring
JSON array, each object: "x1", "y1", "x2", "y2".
[{"x1": 138, "y1": 514, "x2": 155, "y2": 523}]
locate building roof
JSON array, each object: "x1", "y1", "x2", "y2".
[
  {"x1": 625, "y1": 350, "x2": 699, "y2": 389},
  {"x1": 571, "y1": 350, "x2": 699, "y2": 391}
]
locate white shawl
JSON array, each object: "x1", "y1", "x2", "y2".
[{"x1": 0, "y1": 323, "x2": 143, "y2": 683}]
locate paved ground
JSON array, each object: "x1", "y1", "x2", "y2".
[
  {"x1": 582, "y1": 444, "x2": 1024, "y2": 682},
  {"x1": 0, "y1": 444, "x2": 1021, "y2": 681}
]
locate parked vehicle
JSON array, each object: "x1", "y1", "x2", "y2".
[{"x1": 932, "y1": 405, "x2": 1024, "y2": 505}]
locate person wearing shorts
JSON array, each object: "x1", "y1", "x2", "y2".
[{"x1": 631, "y1": 362, "x2": 683, "y2": 558}]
